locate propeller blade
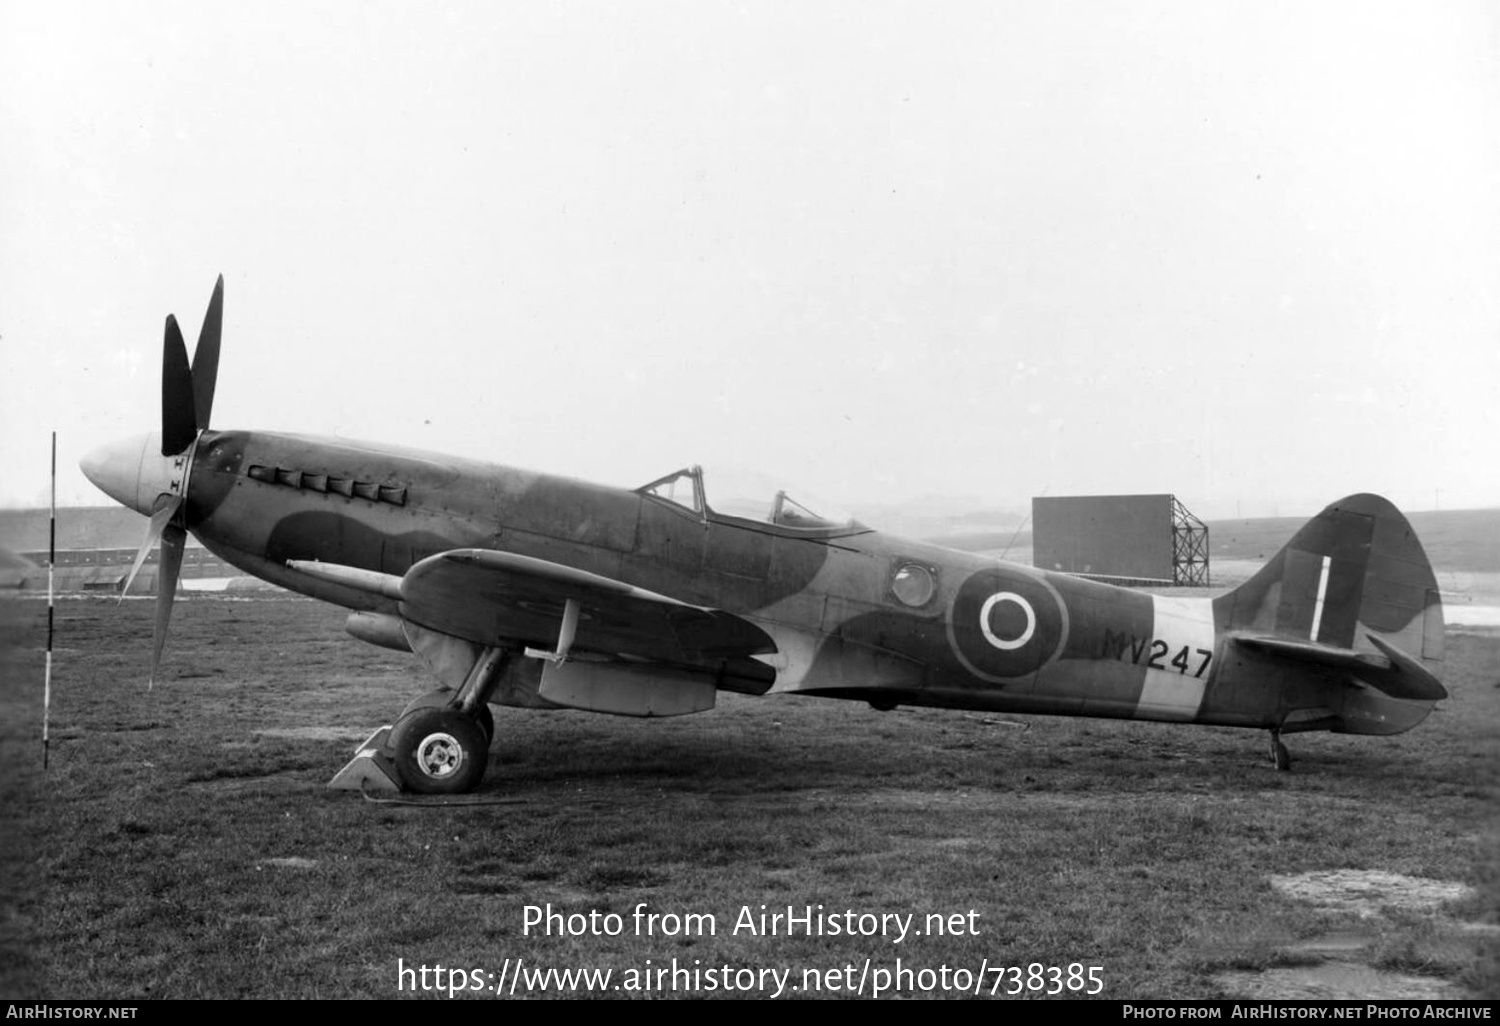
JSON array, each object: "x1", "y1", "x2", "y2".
[
  {"x1": 149, "y1": 523, "x2": 186, "y2": 690},
  {"x1": 121, "y1": 494, "x2": 182, "y2": 599},
  {"x1": 192, "y1": 275, "x2": 223, "y2": 430},
  {"x1": 162, "y1": 316, "x2": 199, "y2": 455}
]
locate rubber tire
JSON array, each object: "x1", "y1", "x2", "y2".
[
  {"x1": 389, "y1": 706, "x2": 489, "y2": 794},
  {"x1": 400, "y1": 687, "x2": 456, "y2": 718},
  {"x1": 399, "y1": 687, "x2": 494, "y2": 746}
]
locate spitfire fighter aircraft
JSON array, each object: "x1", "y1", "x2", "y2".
[{"x1": 81, "y1": 279, "x2": 1448, "y2": 793}]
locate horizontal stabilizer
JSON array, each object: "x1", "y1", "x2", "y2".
[
  {"x1": 1363, "y1": 633, "x2": 1449, "y2": 701},
  {"x1": 1233, "y1": 633, "x2": 1447, "y2": 702}
]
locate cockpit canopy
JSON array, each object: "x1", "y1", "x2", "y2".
[{"x1": 636, "y1": 465, "x2": 861, "y2": 532}]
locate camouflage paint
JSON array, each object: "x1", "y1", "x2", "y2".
[{"x1": 99, "y1": 428, "x2": 1444, "y2": 739}]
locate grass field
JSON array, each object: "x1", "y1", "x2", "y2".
[{"x1": 2, "y1": 596, "x2": 1497, "y2": 1000}]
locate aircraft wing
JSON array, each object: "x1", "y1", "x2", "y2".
[
  {"x1": 398, "y1": 548, "x2": 776, "y2": 664},
  {"x1": 1232, "y1": 632, "x2": 1447, "y2": 702}
]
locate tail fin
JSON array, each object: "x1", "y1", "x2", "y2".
[{"x1": 1217, "y1": 494, "x2": 1445, "y2": 698}]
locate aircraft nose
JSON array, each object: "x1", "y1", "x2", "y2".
[{"x1": 80, "y1": 432, "x2": 165, "y2": 515}]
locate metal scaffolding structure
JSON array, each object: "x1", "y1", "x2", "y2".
[{"x1": 1171, "y1": 497, "x2": 1210, "y2": 586}]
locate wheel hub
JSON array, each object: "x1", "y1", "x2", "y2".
[{"x1": 416, "y1": 731, "x2": 465, "y2": 778}]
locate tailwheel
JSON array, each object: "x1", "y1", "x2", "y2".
[
  {"x1": 389, "y1": 706, "x2": 490, "y2": 794},
  {"x1": 1269, "y1": 729, "x2": 1292, "y2": 772}
]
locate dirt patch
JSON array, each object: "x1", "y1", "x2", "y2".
[
  {"x1": 1216, "y1": 961, "x2": 1469, "y2": 1000},
  {"x1": 1214, "y1": 870, "x2": 1481, "y2": 999},
  {"x1": 261, "y1": 857, "x2": 318, "y2": 870},
  {"x1": 1270, "y1": 870, "x2": 1473, "y2": 917},
  {"x1": 1285, "y1": 930, "x2": 1377, "y2": 955}
]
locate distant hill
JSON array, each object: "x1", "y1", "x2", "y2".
[
  {"x1": 1205, "y1": 508, "x2": 1500, "y2": 572},
  {"x1": 930, "y1": 507, "x2": 1500, "y2": 573},
  {"x1": 858, "y1": 507, "x2": 1026, "y2": 542},
  {"x1": 921, "y1": 529, "x2": 1033, "y2": 554},
  {"x1": 0, "y1": 507, "x2": 179, "y2": 553},
  {"x1": 0, "y1": 548, "x2": 38, "y2": 570}
]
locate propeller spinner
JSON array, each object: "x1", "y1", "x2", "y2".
[{"x1": 80, "y1": 275, "x2": 224, "y2": 686}]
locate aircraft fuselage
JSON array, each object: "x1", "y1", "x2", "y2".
[{"x1": 173, "y1": 429, "x2": 1436, "y2": 738}]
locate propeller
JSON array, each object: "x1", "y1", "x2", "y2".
[
  {"x1": 121, "y1": 275, "x2": 224, "y2": 687},
  {"x1": 161, "y1": 274, "x2": 222, "y2": 454},
  {"x1": 161, "y1": 315, "x2": 197, "y2": 455}
]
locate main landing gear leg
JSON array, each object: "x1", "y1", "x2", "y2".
[
  {"x1": 1268, "y1": 728, "x2": 1292, "y2": 772},
  {"x1": 385, "y1": 647, "x2": 513, "y2": 795},
  {"x1": 327, "y1": 647, "x2": 513, "y2": 795}
]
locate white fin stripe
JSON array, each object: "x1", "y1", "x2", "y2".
[{"x1": 1310, "y1": 555, "x2": 1331, "y2": 642}]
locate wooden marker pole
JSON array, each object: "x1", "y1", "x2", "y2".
[{"x1": 44, "y1": 431, "x2": 55, "y2": 770}]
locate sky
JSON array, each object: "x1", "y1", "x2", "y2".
[{"x1": 2, "y1": 1, "x2": 1497, "y2": 521}]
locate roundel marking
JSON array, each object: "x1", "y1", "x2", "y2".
[
  {"x1": 979, "y1": 592, "x2": 1035, "y2": 650},
  {"x1": 947, "y1": 567, "x2": 1067, "y2": 682}
]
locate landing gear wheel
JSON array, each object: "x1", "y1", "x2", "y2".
[
  {"x1": 389, "y1": 707, "x2": 489, "y2": 794},
  {"x1": 400, "y1": 687, "x2": 456, "y2": 718},
  {"x1": 399, "y1": 688, "x2": 494, "y2": 746}
]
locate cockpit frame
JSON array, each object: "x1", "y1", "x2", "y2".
[{"x1": 634, "y1": 465, "x2": 869, "y2": 538}]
